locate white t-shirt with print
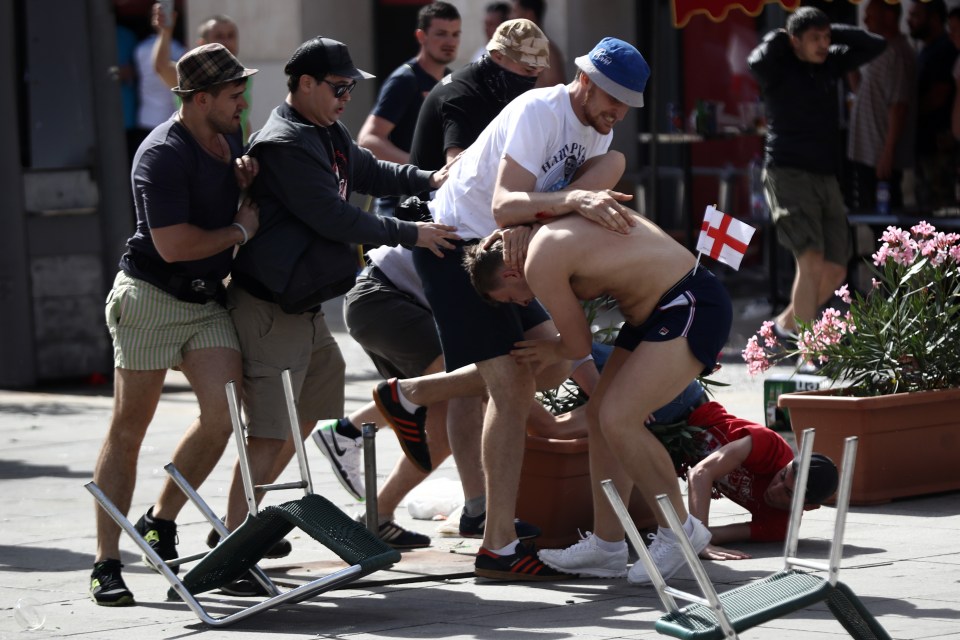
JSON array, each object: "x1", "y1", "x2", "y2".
[{"x1": 429, "y1": 84, "x2": 612, "y2": 240}]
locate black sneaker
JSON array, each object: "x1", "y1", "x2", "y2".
[
  {"x1": 377, "y1": 520, "x2": 431, "y2": 550},
  {"x1": 205, "y1": 522, "x2": 292, "y2": 559},
  {"x1": 356, "y1": 514, "x2": 431, "y2": 550},
  {"x1": 372, "y1": 378, "x2": 432, "y2": 472},
  {"x1": 134, "y1": 507, "x2": 179, "y2": 574},
  {"x1": 460, "y1": 511, "x2": 541, "y2": 541},
  {"x1": 475, "y1": 541, "x2": 574, "y2": 581},
  {"x1": 218, "y1": 571, "x2": 270, "y2": 597},
  {"x1": 90, "y1": 559, "x2": 135, "y2": 606}
]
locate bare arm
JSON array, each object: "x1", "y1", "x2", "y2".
[
  {"x1": 687, "y1": 437, "x2": 752, "y2": 529},
  {"x1": 151, "y1": 197, "x2": 259, "y2": 262},
  {"x1": 150, "y1": 2, "x2": 179, "y2": 89},
  {"x1": 513, "y1": 247, "x2": 593, "y2": 364},
  {"x1": 357, "y1": 115, "x2": 409, "y2": 164},
  {"x1": 491, "y1": 154, "x2": 634, "y2": 233}
]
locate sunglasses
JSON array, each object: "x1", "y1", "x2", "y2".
[{"x1": 323, "y1": 79, "x2": 357, "y2": 98}]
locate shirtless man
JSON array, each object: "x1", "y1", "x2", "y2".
[{"x1": 464, "y1": 210, "x2": 733, "y2": 584}]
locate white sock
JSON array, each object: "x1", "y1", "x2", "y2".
[
  {"x1": 593, "y1": 535, "x2": 627, "y2": 552},
  {"x1": 491, "y1": 539, "x2": 519, "y2": 556},
  {"x1": 395, "y1": 382, "x2": 419, "y2": 414}
]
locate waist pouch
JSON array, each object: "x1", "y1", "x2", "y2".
[{"x1": 127, "y1": 253, "x2": 224, "y2": 305}]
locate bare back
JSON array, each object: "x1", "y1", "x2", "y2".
[{"x1": 525, "y1": 214, "x2": 696, "y2": 326}]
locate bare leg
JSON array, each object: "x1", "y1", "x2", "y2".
[
  {"x1": 777, "y1": 249, "x2": 844, "y2": 331},
  {"x1": 584, "y1": 348, "x2": 635, "y2": 542},
  {"x1": 397, "y1": 363, "x2": 486, "y2": 407},
  {"x1": 599, "y1": 339, "x2": 704, "y2": 525},
  {"x1": 446, "y1": 395, "x2": 485, "y2": 502},
  {"x1": 224, "y1": 435, "x2": 287, "y2": 530},
  {"x1": 93, "y1": 368, "x2": 166, "y2": 562},
  {"x1": 476, "y1": 354, "x2": 536, "y2": 549},
  {"x1": 153, "y1": 347, "x2": 239, "y2": 520}
]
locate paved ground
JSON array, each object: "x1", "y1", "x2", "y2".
[{"x1": 1, "y1": 295, "x2": 958, "y2": 639}]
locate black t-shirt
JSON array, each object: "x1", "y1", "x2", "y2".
[
  {"x1": 120, "y1": 115, "x2": 242, "y2": 285},
  {"x1": 371, "y1": 58, "x2": 443, "y2": 153},
  {"x1": 409, "y1": 60, "x2": 505, "y2": 171}
]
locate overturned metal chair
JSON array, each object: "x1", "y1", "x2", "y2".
[
  {"x1": 86, "y1": 369, "x2": 399, "y2": 627},
  {"x1": 603, "y1": 428, "x2": 891, "y2": 640}
]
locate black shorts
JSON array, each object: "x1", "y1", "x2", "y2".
[
  {"x1": 613, "y1": 268, "x2": 731, "y2": 376},
  {"x1": 413, "y1": 240, "x2": 550, "y2": 372},
  {"x1": 343, "y1": 266, "x2": 441, "y2": 379}
]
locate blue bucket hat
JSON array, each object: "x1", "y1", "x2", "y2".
[{"x1": 574, "y1": 37, "x2": 650, "y2": 108}]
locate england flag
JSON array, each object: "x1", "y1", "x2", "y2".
[{"x1": 696, "y1": 205, "x2": 755, "y2": 271}]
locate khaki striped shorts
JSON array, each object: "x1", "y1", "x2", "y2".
[{"x1": 105, "y1": 271, "x2": 240, "y2": 370}]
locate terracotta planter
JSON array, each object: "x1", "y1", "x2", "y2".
[
  {"x1": 779, "y1": 387, "x2": 960, "y2": 505},
  {"x1": 516, "y1": 434, "x2": 657, "y2": 548}
]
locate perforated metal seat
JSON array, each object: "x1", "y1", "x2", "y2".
[{"x1": 603, "y1": 429, "x2": 891, "y2": 640}]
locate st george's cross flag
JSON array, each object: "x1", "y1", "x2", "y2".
[{"x1": 696, "y1": 205, "x2": 755, "y2": 271}]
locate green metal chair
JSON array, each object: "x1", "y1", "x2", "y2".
[
  {"x1": 602, "y1": 429, "x2": 891, "y2": 640},
  {"x1": 86, "y1": 370, "x2": 398, "y2": 627}
]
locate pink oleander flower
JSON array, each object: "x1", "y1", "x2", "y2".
[
  {"x1": 744, "y1": 222, "x2": 960, "y2": 396},
  {"x1": 835, "y1": 284, "x2": 852, "y2": 304}
]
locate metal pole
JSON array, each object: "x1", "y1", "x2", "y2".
[
  {"x1": 226, "y1": 381, "x2": 258, "y2": 517},
  {"x1": 281, "y1": 369, "x2": 314, "y2": 496},
  {"x1": 363, "y1": 422, "x2": 378, "y2": 535}
]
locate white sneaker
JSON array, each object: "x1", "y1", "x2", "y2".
[
  {"x1": 538, "y1": 532, "x2": 628, "y2": 578},
  {"x1": 312, "y1": 419, "x2": 364, "y2": 501},
  {"x1": 627, "y1": 517, "x2": 711, "y2": 585}
]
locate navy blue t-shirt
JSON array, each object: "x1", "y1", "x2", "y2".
[
  {"x1": 120, "y1": 115, "x2": 242, "y2": 286},
  {"x1": 371, "y1": 58, "x2": 444, "y2": 153}
]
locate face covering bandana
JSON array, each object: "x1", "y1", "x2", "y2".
[{"x1": 478, "y1": 54, "x2": 538, "y2": 105}]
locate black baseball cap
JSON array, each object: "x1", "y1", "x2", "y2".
[{"x1": 284, "y1": 36, "x2": 374, "y2": 81}]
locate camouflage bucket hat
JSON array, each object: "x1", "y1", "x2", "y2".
[{"x1": 486, "y1": 18, "x2": 550, "y2": 69}]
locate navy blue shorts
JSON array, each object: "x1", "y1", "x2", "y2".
[
  {"x1": 413, "y1": 240, "x2": 550, "y2": 372},
  {"x1": 613, "y1": 268, "x2": 731, "y2": 376}
]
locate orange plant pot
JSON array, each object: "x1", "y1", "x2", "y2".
[
  {"x1": 516, "y1": 434, "x2": 658, "y2": 548},
  {"x1": 779, "y1": 387, "x2": 960, "y2": 505}
]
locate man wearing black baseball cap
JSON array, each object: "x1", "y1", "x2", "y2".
[
  {"x1": 90, "y1": 42, "x2": 260, "y2": 606},
  {"x1": 214, "y1": 36, "x2": 459, "y2": 580}
]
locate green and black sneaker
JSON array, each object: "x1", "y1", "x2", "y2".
[
  {"x1": 90, "y1": 559, "x2": 135, "y2": 606},
  {"x1": 134, "y1": 507, "x2": 179, "y2": 574}
]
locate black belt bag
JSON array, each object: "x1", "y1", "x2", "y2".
[{"x1": 127, "y1": 253, "x2": 224, "y2": 305}]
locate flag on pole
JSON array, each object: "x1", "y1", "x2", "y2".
[{"x1": 696, "y1": 205, "x2": 755, "y2": 271}]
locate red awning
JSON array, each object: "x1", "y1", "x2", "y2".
[
  {"x1": 672, "y1": 1, "x2": 801, "y2": 28},
  {"x1": 670, "y1": 0, "x2": 903, "y2": 28}
]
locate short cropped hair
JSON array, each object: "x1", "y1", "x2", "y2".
[
  {"x1": 462, "y1": 240, "x2": 506, "y2": 303},
  {"x1": 786, "y1": 7, "x2": 830, "y2": 37},
  {"x1": 515, "y1": 0, "x2": 546, "y2": 23},
  {"x1": 197, "y1": 14, "x2": 236, "y2": 41},
  {"x1": 487, "y1": 1, "x2": 511, "y2": 20},
  {"x1": 418, "y1": 1, "x2": 461, "y2": 32},
  {"x1": 794, "y1": 453, "x2": 839, "y2": 505}
]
